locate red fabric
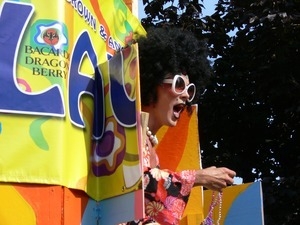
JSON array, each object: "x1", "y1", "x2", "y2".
[{"x1": 128, "y1": 137, "x2": 196, "y2": 225}]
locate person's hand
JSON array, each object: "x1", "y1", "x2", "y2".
[{"x1": 194, "y1": 166, "x2": 236, "y2": 191}]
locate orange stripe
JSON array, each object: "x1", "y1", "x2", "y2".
[
  {"x1": 90, "y1": 0, "x2": 111, "y2": 53},
  {"x1": 156, "y1": 110, "x2": 191, "y2": 171}
]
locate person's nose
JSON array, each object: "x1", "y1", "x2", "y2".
[{"x1": 180, "y1": 87, "x2": 190, "y2": 100}]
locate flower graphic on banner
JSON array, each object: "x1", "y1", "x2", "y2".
[{"x1": 35, "y1": 22, "x2": 67, "y2": 49}]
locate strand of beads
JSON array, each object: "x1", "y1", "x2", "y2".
[
  {"x1": 216, "y1": 192, "x2": 223, "y2": 225},
  {"x1": 146, "y1": 127, "x2": 158, "y2": 146},
  {"x1": 202, "y1": 191, "x2": 223, "y2": 225}
]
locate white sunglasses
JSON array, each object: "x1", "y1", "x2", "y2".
[{"x1": 163, "y1": 75, "x2": 196, "y2": 102}]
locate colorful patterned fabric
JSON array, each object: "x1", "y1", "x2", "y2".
[{"x1": 125, "y1": 137, "x2": 196, "y2": 225}]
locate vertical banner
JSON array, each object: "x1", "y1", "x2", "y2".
[
  {"x1": 87, "y1": 45, "x2": 143, "y2": 200},
  {"x1": 156, "y1": 105, "x2": 204, "y2": 225},
  {"x1": 0, "y1": 0, "x2": 146, "y2": 202}
]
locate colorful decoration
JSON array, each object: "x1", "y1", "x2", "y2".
[
  {"x1": 156, "y1": 105, "x2": 205, "y2": 225},
  {"x1": 202, "y1": 192, "x2": 223, "y2": 225},
  {"x1": 0, "y1": 0, "x2": 146, "y2": 223},
  {"x1": 203, "y1": 182, "x2": 265, "y2": 225},
  {"x1": 0, "y1": 0, "x2": 145, "y2": 201}
]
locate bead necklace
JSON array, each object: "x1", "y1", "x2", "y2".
[
  {"x1": 146, "y1": 127, "x2": 158, "y2": 146},
  {"x1": 202, "y1": 191, "x2": 223, "y2": 225}
]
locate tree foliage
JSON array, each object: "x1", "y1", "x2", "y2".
[
  {"x1": 201, "y1": 1, "x2": 300, "y2": 224},
  {"x1": 139, "y1": 0, "x2": 300, "y2": 224},
  {"x1": 140, "y1": 0, "x2": 206, "y2": 38}
]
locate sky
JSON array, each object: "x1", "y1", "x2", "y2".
[{"x1": 137, "y1": 0, "x2": 218, "y2": 19}]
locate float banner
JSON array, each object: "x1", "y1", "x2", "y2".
[
  {"x1": 0, "y1": 184, "x2": 144, "y2": 225},
  {"x1": 203, "y1": 182, "x2": 265, "y2": 225},
  {"x1": 0, "y1": 0, "x2": 146, "y2": 201},
  {"x1": 156, "y1": 105, "x2": 204, "y2": 225}
]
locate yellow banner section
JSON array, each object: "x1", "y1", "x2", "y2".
[{"x1": 0, "y1": 0, "x2": 146, "y2": 201}]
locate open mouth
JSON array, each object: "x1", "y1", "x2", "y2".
[{"x1": 173, "y1": 103, "x2": 186, "y2": 119}]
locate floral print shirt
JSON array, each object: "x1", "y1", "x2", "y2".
[{"x1": 124, "y1": 137, "x2": 196, "y2": 225}]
